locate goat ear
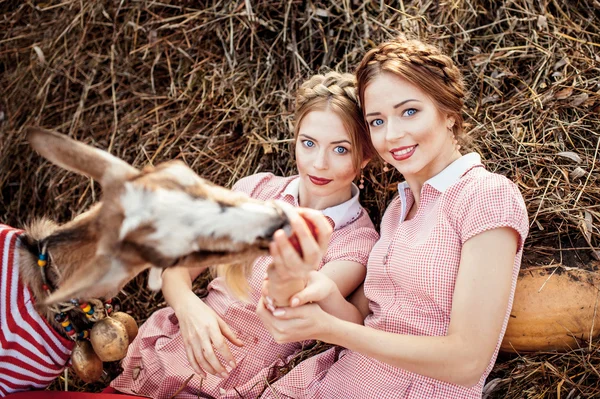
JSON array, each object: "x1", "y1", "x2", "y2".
[
  {"x1": 43, "y1": 255, "x2": 148, "y2": 305},
  {"x1": 26, "y1": 127, "x2": 140, "y2": 187}
]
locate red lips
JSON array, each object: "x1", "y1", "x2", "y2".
[
  {"x1": 390, "y1": 145, "x2": 417, "y2": 161},
  {"x1": 308, "y1": 175, "x2": 332, "y2": 186}
]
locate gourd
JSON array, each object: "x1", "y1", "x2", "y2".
[
  {"x1": 71, "y1": 340, "x2": 103, "y2": 383},
  {"x1": 90, "y1": 316, "x2": 130, "y2": 362},
  {"x1": 111, "y1": 311, "x2": 139, "y2": 342},
  {"x1": 71, "y1": 311, "x2": 139, "y2": 382},
  {"x1": 501, "y1": 267, "x2": 600, "y2": 352}
]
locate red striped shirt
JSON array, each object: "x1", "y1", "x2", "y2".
[{"x1": 0, "y1": 225, "x2": 74, "y2": 397}]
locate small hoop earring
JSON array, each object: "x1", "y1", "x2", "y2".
[{"x1": 359, "y1": 170, "x2": 365, "y2": 190}]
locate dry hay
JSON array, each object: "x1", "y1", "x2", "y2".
[{"x1": 1, "y1": 0, "x2": 600, "y2": 397}]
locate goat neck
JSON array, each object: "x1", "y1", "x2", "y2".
[{"x1": 17, "y1": 206, "x2": 103, "y2": 330}]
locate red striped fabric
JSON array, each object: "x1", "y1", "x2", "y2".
[{"x1": 0, "y1": 225, "x2": 74, "y2": 397}]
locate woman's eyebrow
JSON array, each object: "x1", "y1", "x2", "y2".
[
  {"x1": 365, "y1": 99, "x2": 421, "y2": 117},
  {"x1": 331, "y1": 139, "x2": 351, "y2": 145},
  {"x1": 298, "y1": 133, "x2": 317, "y2": 141},
  {"x1": 393, "y1": 99, "x2": 420, "y2": 108},
  {"x1": 299, "y1": 134, "x2": 350, "y2": 146}
]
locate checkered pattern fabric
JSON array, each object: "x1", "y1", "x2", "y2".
[
  {"x1": 0, "y1": 225, "x2": 74, "y2": 397},
  {"x1": 260, "y1": 155, "x2": 529, "y2": 399},
  {"x1": 110, "y1": 173, "x2": 379, "y2": 398}
]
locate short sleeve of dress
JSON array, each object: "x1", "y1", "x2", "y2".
[
  {"x1": 454, "y1": 173, "x2": 529, "y2": 251},
  {"x1": 321, "y1": 224, "x2": 379, "y2": 268},
  {"x1": 231, "y1": 172, "x2": 275, "y2": 198}
]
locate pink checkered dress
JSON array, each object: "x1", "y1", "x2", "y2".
[
  {"x1": 110, "y1": 173, "x2": 379, "y2": 398},
  {"x1": 261, "y1": 153, "x2": 529, "y2": 399}
]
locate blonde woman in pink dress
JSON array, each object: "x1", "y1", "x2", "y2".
[
  {"x1": 256, "y1": 37, "x2": 529, "y2": 399},
  {"x1": 109, "y1": 71, "x2": 380, "y2": 398}
]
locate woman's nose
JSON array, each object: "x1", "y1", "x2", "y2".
[
  {"x1": 385, "y1": 117, "x2": 405, "y2": 141},
  {"x1": 313, "y1": 150, "x2": 328, "y2": 170}
]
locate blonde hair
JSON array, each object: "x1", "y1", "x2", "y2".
[
  {"x1": 293, "y1": 71, "x2": 376, "y2": 172},
  {"x1": 356, "y1": 37, "x2": 466, "y2": 145}
]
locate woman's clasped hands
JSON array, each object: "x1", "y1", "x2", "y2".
[
  {"x1": 258, "y1": 270, "x2": 338, "y2": 344},
  {"x1": 258, "y1": 207, "x2": 339, "y2": 343}
]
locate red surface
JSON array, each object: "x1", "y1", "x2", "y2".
[{"x1": 5, "y1": 390, "x2": 142, "y2": 398}]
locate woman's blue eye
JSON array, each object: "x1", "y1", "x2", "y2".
[
  {"x1": 404, "y1": 108, "x2": 417, "y2": 117},
  {"x1": 302, "y1": 140, "x2": 315, "y2": 148},
  {"x1": 370, "y1": 119, "x2": 384, "y2": 127},
  {"x1": 334, "y1": 146, "x2": 348, "y2": 154}
]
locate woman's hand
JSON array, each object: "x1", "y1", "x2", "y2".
[
  {"x1": 174, "y1": 294, "x2": 244, "y2": 378},
  {"x1": 269, "y1": 208, "x2": 332, "y2": 281},
  {"x1": 266, "y1": 208, "x2": 333, "y2": 306},
  {"x1": 290, "y1": 270, "x2": 337, "y2": 306},
  {"x1": 256, "y1": 296, "x2": 333, "y2": 343},
  {"x1": 263, "y1": 270, "x2": 337, "y2": 308}
]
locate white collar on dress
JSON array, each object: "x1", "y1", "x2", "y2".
[
  {"x1": 397, "y1": 152, "x2": 482, "y2": 194},
  {"x1": 283, "y1": 176, "x2": 362, "y2": 230}
]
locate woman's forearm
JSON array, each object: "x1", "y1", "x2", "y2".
[
  {"x1": 162, "y1": 266, "x2": 204, "y2": 312},
  {"x1": 323, "y1": 319, "x2": 486, "y2": 387},
  {"x1": 318, "y1": 287, "x2": 364, "y2": 324}
]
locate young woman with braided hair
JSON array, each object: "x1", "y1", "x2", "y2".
[
  {"x1": 257, "y1": 37, "x2": 529, "y2": 398},
  {"x1": 108, "y1": 72, "x2": 380, "y2": 398}
]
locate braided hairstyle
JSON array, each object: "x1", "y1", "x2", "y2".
[
  {"x1": 293, "y1": 71, "x2": 376, "y2": 173},
  {"x1": 356, "y1": 37, "x2": 467, "y2": 144}
]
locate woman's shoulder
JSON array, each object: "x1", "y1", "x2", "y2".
[
  {"x1": 450, "y1": 166, "x2": 524, "y2": 205},
  {"x1": 338, "y1": 208, "x2": 378, "y2": 235},
  {"x1": 324, "y1": 209, "x2": 380, "y2": 265},
  {"x1": 445, "y1": 167, "x2": 529, "y2": 238},
  {"x1": 232, "y1": 172, "x2": 296, "y2": 199},
  {"x1": 232, "y1": 172, "x2": 275, "y2": 193}
]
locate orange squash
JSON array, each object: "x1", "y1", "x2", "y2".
[{"x1": 501, "y1": 267, "x2": 600, "y2": 353}]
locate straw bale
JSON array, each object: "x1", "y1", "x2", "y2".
[{"x1": 1, "y1": 0, "x2": 600, "y2": 397}]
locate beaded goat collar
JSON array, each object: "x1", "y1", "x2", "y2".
[{"x1": 36, "y1": 245, "x2": 117, "y2": 341}]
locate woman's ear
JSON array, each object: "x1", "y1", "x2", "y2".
[{"x1": 446, "y1": 116, "x2": 456, "y2": 130}]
